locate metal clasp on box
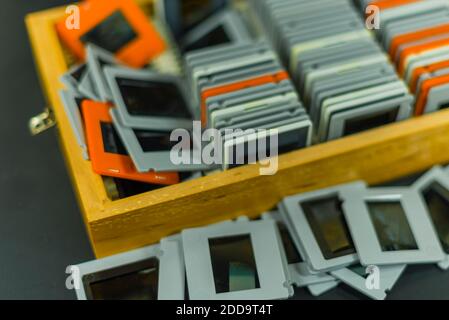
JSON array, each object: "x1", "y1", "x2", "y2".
[{"x1": 29, "y1": 108, "x2": 56, "y2": 136}]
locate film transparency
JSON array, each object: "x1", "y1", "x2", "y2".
[
  {"x1": 182, "y1": 9, "x2": 251, "y2": 53},
  {"x1": 56, "y1": 0, "x2": 166, "y2": 67},
  {"x1": 412, "y1": 166, "x2": 449, "y2": 270},
  {"x1": 74, "y1": 238, "x2": 185, "y2": 300},
  {"x1": 81, "y1": 100, "x2": 180, "y2": 184},
  {"x1": 341, "y1": 187, "x2": 445, "y2": 266},
  {"x1": 105, "y1": 67, "x2": 194, "y2": 131},
  {"x1": 278, "y1": 182, "x2": 366, "y2": 273},
  {"x1": 182, "y1": 219, "x2": 293, "y2": 300}
]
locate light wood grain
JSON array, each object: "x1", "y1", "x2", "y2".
[{"x1": 26, "y1": 1, "x2": 449, "y2": 258}]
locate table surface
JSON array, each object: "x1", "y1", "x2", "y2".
[{"x1": 1, "y1": 0, "x2": 448, "y2": 300}]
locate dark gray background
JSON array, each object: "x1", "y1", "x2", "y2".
[{"x1": 1, "y1": 0, "x2": 448, "y2": 300}]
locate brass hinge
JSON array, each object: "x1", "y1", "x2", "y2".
[{"x1": 29, "y1": 108, "x2": 56, "y2": 136}]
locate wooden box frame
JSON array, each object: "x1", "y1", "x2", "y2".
[{"x1": 26, "y1": 0, "x2": 449, "y2": 258}]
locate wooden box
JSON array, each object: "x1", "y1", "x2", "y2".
[{"x1": 26, "y1": 0, "x2": 449, "y2": 258}]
